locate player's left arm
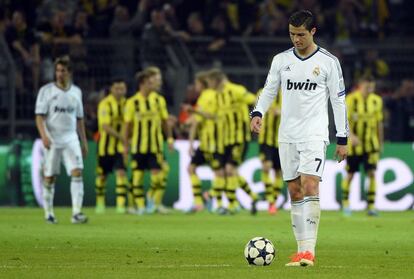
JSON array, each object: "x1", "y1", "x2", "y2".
[
  {"x1": 160, "y1": 96, "x2": 174, "y2": 151},
  {"x1": 77, "y1": 118, "x2": 88, "y2": 157},
  {"x1": 377, "y1": 97, "x2": 384, "y2": 152},
  {"x1": 328, "y1": 58, "x2": 349, "y2": 162},
  {"x1": 76, "y1": 93, "x2": 88, "y2": 157}
]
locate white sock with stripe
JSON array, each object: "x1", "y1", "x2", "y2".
[
  {"x1": 290, "y1": 199, "x2": 305, "y2": 253},
  {"x1": 299, "y1": 196, "x2": 320, "y2": 255},
  {"x1": 71, "y1": 176, "x2": 84, "y2": 215},
  {"x1": 42, "y1": 181, "x2": 55, "y2": 218}
]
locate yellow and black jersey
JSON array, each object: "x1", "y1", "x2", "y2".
[
  {"x1": 346, "y1": 90, "x2": 383, "y2": 155},
  {"x1": 124, "y1": 91, "x2": 169, "y2": 154},
  {"x1": 195, "y1": 88, "x2": 224, "y2": 154},
  {"x1": 97, "y1": 94, "x2": 126, "y2": 156},
  {"x1": 258, "y1": 89, "x2": 282, "y2": 147},
  {"x1": 218, "y1": 81, "x2": 255, "y2": 146}
]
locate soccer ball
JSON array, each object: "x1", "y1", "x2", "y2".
[{"x1": 244, "y1": 237, "x2": 276, "y2": 266}]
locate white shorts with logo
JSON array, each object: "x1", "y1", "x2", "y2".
[
  {"x1": 43, "y1": 140, "x2": 84, "y2": 177},
  {"x1": 279, "y1": 141, "x2": 327, "y2": 181}
]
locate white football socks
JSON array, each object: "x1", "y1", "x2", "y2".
[
  {"x1": 291, "y1": 196, "x2": 320, "y2": 255},
  {"x1": 71, "y1": 176, "x2": 84, "y2": 215},
  {"x1": 42, "y1": 181, "x2": 55, "y2": 218}
]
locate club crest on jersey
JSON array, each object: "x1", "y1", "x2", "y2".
[
  {"x1": 312, "y1": 66, "x2": 320, "y2": 77},
  {"x1": 287, "y1": 79, "x2": 317, "y2": 91}
]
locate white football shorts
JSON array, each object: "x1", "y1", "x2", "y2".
[
  {"x1": 279, "y1": 141, "x2": 327, "y2": 181},
  {"x1": 43, "y1": 140, "x2": 84, "y2": 177}
]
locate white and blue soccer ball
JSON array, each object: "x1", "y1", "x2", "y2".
[{"x1": 244, "y1": 237, "x2": 276, "y2": 266}]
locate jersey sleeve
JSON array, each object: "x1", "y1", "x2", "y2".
[
  {"x1": 328, "y1": 58, "x2": 349, "y2": 144},
  {"x1": 124, "y1": 99, "x2": 135, "y2": 123},
  {"x1": 35, "y1": 86, "x2": 49, "y2": 115},
  {"x1": 251, "y1": 54, "x2": 281, "y2": 118},
  {"x1": 376, "y1": 97, "x2": 384, "y2": 123},
  {"x1": 76, "y1": 90, "x2": 84, "y2": 119},
  {"x1": 158, "y1": 96, "x2": 169, "y2": 120},
  {"x1": 98, "y1": 101, "x2": 111, "y2": 126}
]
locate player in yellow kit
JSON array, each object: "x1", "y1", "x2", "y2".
[
  {"x1": 342, "y1": 75, "x2": 383, "y2": 216},
  {"x1": 186, "y1": 71, "x2": 225, "y2": 212},
  {"x1": 208, "y1": 69, "x2": 259, "y2": 214},
  {"x1": 124, "y1": 67, "x2": 173, "y2": 215},
  {"x1": 95, "y1": 78, "x2": 128, "y2": 214},
  {"x1": 257, "y1": 89, "x2": 284, "y2": 214}
]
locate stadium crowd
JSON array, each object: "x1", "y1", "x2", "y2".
[{"x1": 0, "y1": 0, "x2": 413, "y2": 141}]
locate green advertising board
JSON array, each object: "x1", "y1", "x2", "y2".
[{"x1": 0, "y1": 140, "x2": 413, "y2": 211}]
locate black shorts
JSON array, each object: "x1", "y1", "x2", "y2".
[
  {"x1": 131, "y1": 153, "x2": 163, "y2": 171},
  {"x1": 346, "y1": 152, "x2": 379, "y2": 173},
  {"x1": 191, "y1": 148, "x2": 224, "y2": 170},
  {"x1": 97, "y1": 153, "x2": 125, "y2": 175},
  {"x1": 223, "y1": 143, "x2": 248, "y2": 166},
  {"x1": 259, "y1": 144, "x2": 281, "y2": 170}
]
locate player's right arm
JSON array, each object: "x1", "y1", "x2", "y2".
[
  {"x1": 123, "y1": 99, "x2": 134, "y2": 156},
  {"x1": 34, "y1": 85, "x2": 50, "y2": 149},
  {"x1": 188, "y1": 116, "x2": 198, "y2": 157},
  {"x1": 99, "y1": 102, "x2": 123, "y2": 141},
  {"x1": 251, "y1": 55, "x2": 282, "y2": 133}
]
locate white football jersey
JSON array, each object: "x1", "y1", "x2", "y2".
[
  {"x1": 253, "y1": 46, "x2": 349, "y2": 144},
  {"x1": 35, "y1": 82, "x2": 84, "y2": 147}
]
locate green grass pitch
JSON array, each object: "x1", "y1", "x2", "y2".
[{"x1": 1, "y1": 208, "x2": 413, "y2": 278}]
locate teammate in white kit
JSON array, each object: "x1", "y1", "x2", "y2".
[
  {"x1": 35, "y1": 56, "x2": 88, "y2": 224},
  {"x1": 251, "y1": 10, "x2": 348, "y2": 267}
]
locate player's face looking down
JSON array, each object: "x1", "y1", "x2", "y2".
[
  {"x1": 289, "y1": 24, "x2": 316, "y2": 51},
  {"x1": 55, "y1": 64, "x2": 70, "y2": 86},
  {"x1": 150, "y1": 73, "x2": 162, "y2": 91},
  {"x1": 360, "y1": 81, "x2": 376, "y2": 96},
  {"x1": 111, "y1": 82, "x2": 127, "y2": 99}
]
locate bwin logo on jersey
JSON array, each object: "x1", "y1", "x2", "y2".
[
  {"x1": 54, "y1": 106, "x2": 75, "y2": 113},
  {"x1": 287, "y1": 79, "x2": 317, "y2": 91}
]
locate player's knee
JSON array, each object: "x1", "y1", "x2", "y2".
[
  {"x1": 262, "y1": 161, "x2": 272, "y2": 172},
  {"x1": 116, "y1": 169, "x2": 126, "y2": 177},
  {"x1": 71, "y1": 168, "x2": 83, "y2": 177},
  {"x1": 367, "y1": 170, "x2": 375, "y2": 179},
  {"x1": 44, "y1": 176, "x2": 56, "y2": 185},
  {"x1": 225, "y1": 164, "x2": 236, "y2": 176},
  {"x1": 187, "y1": 164, "x2": 196, "y2": 174},
  {"x1": 347, "y1": 172, "x2": 354, "y2": 181},
  {"x1": 289, "y1": 189, "x2": 303, "y2": 201},
  {"x1": 302, "y1": 177, "x2": 319, "y2": 196}
]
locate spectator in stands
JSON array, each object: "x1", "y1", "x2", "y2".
[
  {"x1": 258, "y1": 8, "x2": 288, "y2": 37},
  {"x1": 36, "y1": 0, "x2": 78, "y2": 26},
  {"x1": 110, "y1": 2, "x2": 146, "y2": 86},
  {"x1": 5, "y1": 10, "x2": 40, "y2": 94},
  {"x1": 355, "y1": 49, "x2": 389, "y2": 83},
  {"x1": 83, "y1": 0, "x2": 117, "y2": 38},
  {"x1": 333, "y1": 0, "x2": 362, "y2": 43},
  {"x1": 208, "y1": 14, "x2": 231, "y2": 52},
  {"x1": 387, "y1": 79, "x2": 414, "y2": 141},
  {"x1": 73, "y1": 10, "x2": 90, "y2": 39},
  {"x1": 187, "y1": 12, "x2": 205, "y2": 36},
  {"x1": 140, "y1": 9, "x2": 175, "y2": 68},
  {"x1": 38, "y1": 10, "x2": 83, "y2": 81}
]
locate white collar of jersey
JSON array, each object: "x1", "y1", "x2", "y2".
[
  {"x1": 293, "y1": 46, "x2": 320, "y2": 61},
  {"x1": 54, "y1": 82, "x2": 72, "y2": 92}
]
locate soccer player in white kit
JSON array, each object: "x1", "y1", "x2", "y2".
[
  {"x1": 35, "y1": 56, "x2": 88, "y2": 224},
  {"x1": 251, "y1": 10, "x2": 348, "y2": 267}
]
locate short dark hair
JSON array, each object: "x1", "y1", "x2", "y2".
[
  {"x1": 359, "y1": 73, "x2": 375, "y2": 83},
  {"x1": 54, "y1": 55, "x2": 72, "y2": 72},
  {"x1": 289, "y1": 10, "x2": 315, "y2": 31},
  {"x1": 111, "y1": 77, "x2": 126, "y2": 85}
]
